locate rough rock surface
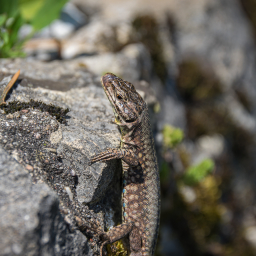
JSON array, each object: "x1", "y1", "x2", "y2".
[
  {"x1": 0, "y1": 61, "x2": 126, "y2": 255},
  {"x1": 0, "y1": 55, "x2": 159, "y2": 255},
  {"x1": 0, "y1": 145, "x2": 90, "y2": 256}
]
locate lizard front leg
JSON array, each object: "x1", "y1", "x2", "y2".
[
  {"x1": 89, "y1": 148, "x2": 143, "y2": 255},
  {"x1": 89, "y1": 148, "x2": 139, "y2": 166}
]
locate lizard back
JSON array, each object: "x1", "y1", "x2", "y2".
[{"x1": 122, "y1": 108, "x2": 160, "y2": 256}]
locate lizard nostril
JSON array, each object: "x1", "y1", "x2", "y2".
[{"x1": 102, "y1": 73, "x2": 117, "y2": 84}]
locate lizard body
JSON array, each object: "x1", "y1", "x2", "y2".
[{"x1": 89, "y1": 73, "x2": 160, "y2": 256}]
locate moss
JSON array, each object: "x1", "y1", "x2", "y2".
[
  {"x1": 186, "y1": 176, "x2": 222, "y2": 245},
  {"x1": 177, "y1": 145, "x2": 191, "y2": 169},
  {"x1": 131, "y1": 15, "x2": 167, "y2": 82},
  {"x1": 182, "y1": 159, "x2": 215, "y2": 186},
  {"x1": 0, "y1": 99, "x2": 69, "y2": 123},
  {"x1": 162, "y1": 125, "x2": 184, "y2": 149},
  {"x1": 106, "y1": 240, "x2": 128, "y2": 256},
  {"x1": 177, "y1": 61, "x2": 222, "y2": 102}
]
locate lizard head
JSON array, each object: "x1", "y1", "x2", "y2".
[{"x1": 101, "y1": 73, "x2": 146, "y2": 124}]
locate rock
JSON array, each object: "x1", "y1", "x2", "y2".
[
  {"x1": 0, "y1": 61, "x2": 123, "y2": 255},
  {"x1": 0, "y1": 62, "x2": 120, "y2": 204},
  {"x1": 61, "y1": 19, "x2": 131, "y2": 59},
  {"x1": 197, "y1": 134, "x2": 225, "y2": 159},
  {"x1": 74, "y1": 43, "x2": 152, "y2": 82},
  {"x1": 0, "y1": 145, "x2": 90, "y2": 255},
  {"x1": 0, "y1": 58, "x2": 98, "y2": 89},
  {"x1": 171, "y1": 0, "x2": 254, "y2": 88},
  {"x1": 245, "y1": 226, "x2": 256, "y2": 249}
]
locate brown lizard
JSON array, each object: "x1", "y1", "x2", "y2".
[{"x1": 89, "y1": 73, "x2": 160, "y2": 256}]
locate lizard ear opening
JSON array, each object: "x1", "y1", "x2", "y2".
[{"x1": 117, "y1": 94, "x2": 123, "y2": 100}]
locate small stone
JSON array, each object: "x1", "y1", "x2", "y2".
[
  {"x1": 70, "y1": 169, "x2": 76, "y2": 176},
  {"x1": 12, "y1": 244, "x2": 22, "y2": 254},
  {"x1": 21, "y1": 109, "x2": 29, "y2": 113},
  {"x1": 75, "y1": 216, "x2": 83, "y2": 226},
  {"x1": 45, "y1": 148, "x2": 57, "y2": 153},
  {"x1": 65, "y1": 186, "x2": 73, "y2": 201},
  {"x1": 64, "y1": 215, "x2": 72, "y2": 225},
  {"x1": 25, "y1": 165, "x2": 34, "y2": 171},
  {"x1": 45, "y1": 125, "x2": 51, "y2": 130},
  {"x1": 13, "y1": 112, "x2": 20, "y2": 118},
  {"x1": 6, "y1": 114, "x2": 14, "y2": 119},
  {"x1": 61, "y1": 208, "x2": 69, "y2": 215},
  {"x1": 34, "y1": 133, "x2": 41, "y2": 139}
]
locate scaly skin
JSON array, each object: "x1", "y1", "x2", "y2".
[{"x1": 89, "y1": 73, "x2": 160, "y2": 256}]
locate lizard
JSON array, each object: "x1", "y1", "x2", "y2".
[{"x1": 89, "y1": 73, "x2": 160, "y2": 256}]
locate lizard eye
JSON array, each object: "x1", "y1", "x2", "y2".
[{"x1": 117, "y1": 94, "x2": 122, "y2": 100}]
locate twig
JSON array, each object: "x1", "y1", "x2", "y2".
[{"x1": 0, "y1": 70, "x2": 20, "y2": 105}]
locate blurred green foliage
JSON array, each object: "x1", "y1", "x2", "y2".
[
  {"x1": 0, "y1": 0, "x2": 68, "y2": 58},
  {"x1": 162, "y1": 124, "x2": 214, "y2": 186},
  {"x1": 106, "y1": 240, "x2": 128, "y2": 256},
  {"x1": 182, "y1": 159, "x2": 215, "y2": 186},
  {"x1": 162, "y1": 124, "x2": 184, "y2": 148}
]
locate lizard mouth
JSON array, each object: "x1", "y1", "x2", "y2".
[
  {"x1": 102, "y1": 73, "x2": 117, "y2": 85},
  {"x1": 101, "y1": 73, "x2": 123, "y2": 120}
]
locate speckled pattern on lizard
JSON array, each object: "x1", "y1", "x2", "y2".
[{"x1": 89, "y1": 73, "x2": 160, "y2": 256}]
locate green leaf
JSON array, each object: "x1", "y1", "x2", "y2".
[
  {"x1": 182, "y1": 159, "x2": 215, "y2": 186},
  {"x1": 8, "y1": 13, "x2": 24, "y2": 46},
  {"x1": 5, "y1": 17, "x2": 15, "y2": 27},
  {"x1": 162, "y1": 125, "x2": 184, "y2": 148},
  {"x1": 18, "y1": 0, "x2": 45, "y2": 21},
  {"x1": 1, "y1": 30, "x2": 9, "y2": 44},
  {"x1": 31, "y1": 0, "x2": 68, "y2": 30},
  {"x1": 0, "y1": 0, "x2": 19, "y2": 17},
  {"x1": 0, "y1": 13, "x2": 7, "y2": 26},
  {"x1": 160, "y1": 161, "x2": 169, "y2": 181}
]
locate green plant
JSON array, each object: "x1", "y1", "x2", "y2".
[
  {"x1": 162, "y1": 124, "x2": 184, "y2": 149},
  {"x1": 182, "y1": 159, "x2": 215, "y2": 186},
  {"x1": 0, "y1": 0, "x2": 68, "y2": 58}
]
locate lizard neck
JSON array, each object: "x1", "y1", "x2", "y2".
[{"x1": 120, "y1": 108, "x2": 148, "y2": 150}]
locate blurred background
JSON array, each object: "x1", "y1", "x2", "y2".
[{"x1": 2, "y1": 0, "x2": 256, "y2": 255}]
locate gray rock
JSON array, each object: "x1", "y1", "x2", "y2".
[
  {"x1": 61, "y1": 19, "x2": 130, "y2": 59},
  {"x1": 73, "y1": 43, "x2": 152, "y2": 82},
  {"x1": 0, "y1": 62, "x2": 123, "y2": 255},
  {"x1": 0, "y1": 145, "x2": 90, "y2": 256},
  {"x1": 0, "y1": 62, "x2": 120, "y2": 203}
]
